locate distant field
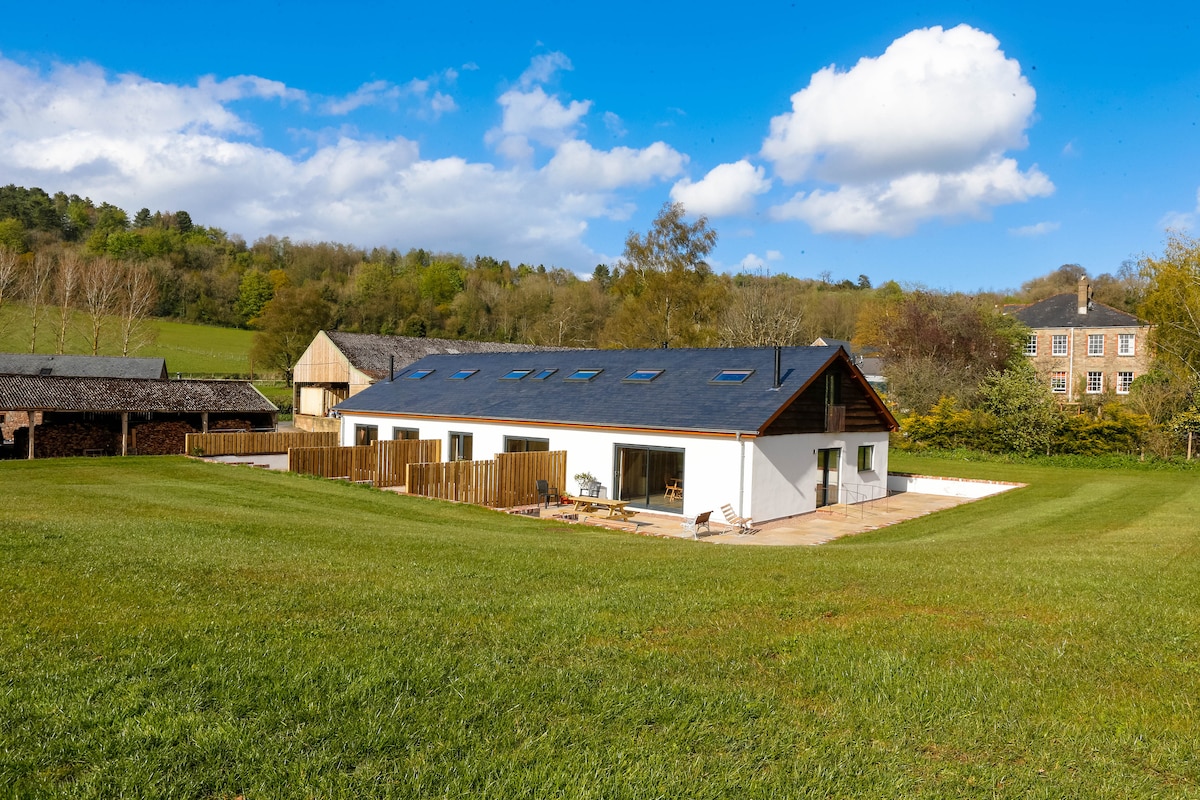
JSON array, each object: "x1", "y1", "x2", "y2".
[
  {"x1": 0, "y1": 304, "x2": 257, "y2": 375},
  {"x1": 2, "y1": 453, "x2": 1198, "y2": 797}
]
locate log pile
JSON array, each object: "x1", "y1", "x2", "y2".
[
  {"x1": 18, "y1": 422, "x2": 120, "y2": 458},
  {"x1": 133, "y1": 420, "x2": 198, "y2": 455},
  {"x1": 209, "y1": 418, "x2": 254, "y2": 432}
]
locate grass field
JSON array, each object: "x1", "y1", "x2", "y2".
[
  {"x1": 2, "y1": 453, "x2": 1198, "y2": 798},
  {"x1": 0, "y1": 304, "x2": 256, "y2": 376}
]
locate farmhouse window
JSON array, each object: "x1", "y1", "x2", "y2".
[
  {"x1": 1117, "y1": 372, "x2": 1134, "y2": 394},
  {"x1": 355, "y1": 424, "x2": 379, "y2": 446},
  {"x1": 1050, "y1": 372, "x2": 1067, "y2": 393},
  {"x1": 1086, "y1": 372, "x2": 1103, "y2": 394},
  {"x1": 504, "y1": 436, "x2": 549, "y2": 453},
  {"x1": 449, "y1": 432, "x2": 473, "y2": 461},
  {"x1": 857, "y1": 445, "x2": 874, "y2": 472},
  {"x1": 1024, "y1": 335, "x2": 1037, "y2": 356},
  {"x1": 393, "y1": 427, "x2": 419, "y2": 440},
  {"x1": 615, "y1": 444, "x2": 684, "y2": 514},
  {"x1": 1118, "y1": 334, "x2": 1135, "y2": 356},
  {"x1": 1088, "y1": 334, "x2": 1104, "y2": 356},
  {"x1": 1052, "y1": 335, "x2": 1068, "y2": 356}
]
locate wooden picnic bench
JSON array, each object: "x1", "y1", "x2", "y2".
[{"x1": 565, "y1": 494, "x2": 637, "y2": 520}]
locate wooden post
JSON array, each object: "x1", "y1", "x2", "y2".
[
  {"x1": 26, "y1": 410, "x2": 35, "y2": 460},
  {"x1": 121, "y1": 412, "x2": 129, "y2": 456},
  {"x1": 202, "y1": 411, "x2": 209, "y2": 433}
]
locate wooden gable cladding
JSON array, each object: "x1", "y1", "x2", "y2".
[{"x1": 761, "y1": 358, "x2": 896, "y2": 436}]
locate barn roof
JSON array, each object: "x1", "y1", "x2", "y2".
[
  {"x1": 335, "y1": 346, "x2": 895, "y2": 435},
  {"x1": 0, "y1": 352, "x2": 168, "y2": 380},
  {"x1": 323, "y1": 331, "x2": 563, "y2": 379},
  {"x1": 0, "y1": 375, "x2": 276, "y2": 413},
  {"x1": 1007, "y1": 294, "x2": 1147, "y2": 329}
]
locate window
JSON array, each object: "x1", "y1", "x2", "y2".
[
  {"x1": 615, "y1": 444, "x2": 684, "y2": 514},
  {"x1": 1088, "y1": 334, "x2": 1104, "y2": 356},
  {"x1": 406, "y1": 369, "x2": 433, "y2": 380},
  {"x1": 624, "y1": 369, "x2": 663, "y2": 382},
  {"x1": 1118, "y1": 334, "x2": 1135, "y2": 356},
  {"x1": 501, "y1": 369, "x2": 532, "y2": 380},
  {"x1": 504, "y1": 436, "x2": 549, "y2": 452},
  {"x1": 1052, "y1": 335, "x2": 1068, "y2": 356},
  {"x1": 1024, "y1": 335, "x2": 1037, "y2": 356},
  {"x1": 1050, "y1": 371, "x2": 1067, "y2": 393},
  {"x1": 355, "y1": 424, "x2": 378, "y2": 446},
  {"x1": 857, "y1": 445, "x2": 874, "y2": 472},
  {"x1": 711, "y1": 369, "x2": 753, "y2": 384},
  {"x1": 449, "y1": 369, "x2": 478, "y2": 380},
  {"x1": 531, "y1": 368, "x2": 557, "y2": 380},
  {"x1": 565, "y1": 369, "x2": 602, "y2": 381},
  {"x1": 1086, "y1": 371, "x2": 1103, "y2": 394},
  {"x1": 449, "y1": 432, "x2": 473, "y2": 461},
  {"x1": 393, "y1": 427, "x2": 419, "y2": 440},
  {"x1": 1117, "y1": 372, "x2": 1134, "y2": 394}
]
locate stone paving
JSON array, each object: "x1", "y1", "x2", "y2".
[{"x1": 533, "y1": 491, "x2": 976, "y2": 546}]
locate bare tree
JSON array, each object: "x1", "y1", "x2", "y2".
[
  {"x1": 718, "y1": 273, "x2": 808, "y2": 347},
  {"x1": 23, "y1": 251, "x2": 55, "y2": 353},
  {"x1": 81, "y1": 256, "x2": 122, "y2": 355},
  {"x1": 55, "y1": 249, "x2": 83, "y2": 354},
  {"x1": 0, "y1": 247, "x2": 19, "y2": 336},
  {"x1": 116, "y1": 261, "x2": 158, "y2": 356}
]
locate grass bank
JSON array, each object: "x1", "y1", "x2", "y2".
[{"x1": 2, "y1": 456, "x2": 1197, "y2": 797}]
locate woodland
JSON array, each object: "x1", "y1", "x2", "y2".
[{"x1": 2, "y1": 183, "x2": 1199, "y2": 457}]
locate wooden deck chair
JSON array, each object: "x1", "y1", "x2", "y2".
[
  {"x1": 681, "y1": 510, "x2": 712, "y2": 539},
  {"x1": 721, "y1": 504, "x2": 754, "y2": 535}
]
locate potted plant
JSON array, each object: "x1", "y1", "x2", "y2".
[{"x1": 574, "y1": 471, "x2": 599, "y2": 496}]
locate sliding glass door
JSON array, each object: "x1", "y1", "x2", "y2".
[{"x1": 615, "y1": 445, "x2": 684, "y2": 513}]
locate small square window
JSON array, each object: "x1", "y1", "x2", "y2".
[
  {"x1": 1088, "y1": 334, "x2": 1104, "y2": 356},
  {"x1": 565, "y1": 369, "x2": 602, "y2": 381},
  {"x1": 1052, "y1": 335, "x2": 1068, "y2": 356},
  {"x1": 857, "y1": 445, "x2": 874, "y2": 472},
  {"x1": 1118, "y1": 334, "x2": 1135, "y2": 356},
  {"x1": 1086, "y1": 371, "x2": 1103, "y2": 393},
  {"x1": 501, "y1": 369, "x2": 532, "y2": 380},
  {"x1": 711, "y1": 369, "x2": 753, "y2": 384},
  {"x1": 531, "y1": 368, "x2": 558, "y2": 380},
  {"x1": 1117, "y1": 371, "x2": 1134, "y2": 394},
  {"x1": 406, "y1": 369, "x2": 434, "y2": 379},
  {"x1": 624, "y1": 369, "x2": 663, "y2": 382},
  {"x1": 448, "y1": 369, "x2": 478, "y2": 380},
  {"x1": 1050, "y1": 371, "x2": 1067, "y2": 393},
  {"x1": 1024, "y1": 335, "x2": 1037, "y2": 356}
]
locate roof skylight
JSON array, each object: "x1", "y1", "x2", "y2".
[
  {"x1": 406, "y1": 369, "x2": 434, "y2": 379},
  {"x1": 565, "y1": 369, "x2": 602, "y2": 382},
  {"x1": 624, "y1": 369, "x2": 663, "y2": 382},
  {"x1": 501, "y1": 369, "x2": 532, "y2": 380},
  {"x1": 530, "y1": 368, "x2": 557, "y2": 380},
  {"x1": 448, "y1": 369, "x2": 479, "y2": 380},
  {"x1": 711, "y1": 369, "x2": 753, "y2": 384}
]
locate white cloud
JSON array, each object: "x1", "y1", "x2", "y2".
[
  {"x1": 670, "y1": 160, "x2": 771, "y2": 217},
  {"x1": 519, "y1": 52, "x2": 573, "y2": 87},
  {"x1": 766, "y1": 250, "x2": 782, "y2": 261},
  {"x1": 603, "y1": 111, "x2": 627, "y2": 137},
  {"x1": 770, "y1": 156, "x2": 1053, "y2": 235},
  {"x1": 488, "y1": 85, "x2": 591, "y2": 156},
  {"x1": 739, "y1": 253, "x2": 766, "y2": 270},
  {"x1": 0, "y1": 53, "x2": 682, "y2": 270},
  {"x1": 761, "y1": 24, "x2": 1049, "y2": 235},
  {"x1": 1158, "y1": 188, "x2": 1200, "y2": 232},
  {"x1": 1009, "y1": 221, "x2": 1061, "y2": 237},
  {"x1": 322, "y1": 72, "x2": 458, "y2": 119}
]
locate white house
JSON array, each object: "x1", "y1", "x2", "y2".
[{"x1": 333, "y1": 346, "x2": 898, "y2": 523}]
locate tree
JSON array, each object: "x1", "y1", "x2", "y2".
[
  {"x1": 250, "y1": 285, "x2": 332, "y2": 383},
  {"x1": 116, "y1": 261, "x2": 158, "y2": 356},
  {"x1": 80, "y1": 256, "x2": 122, "y2": 355},
  {"x1": 718, "y1": 272, "x2": 808, "y2": 347},
  {"x1": 23, "y1": 251, "x2": 54, "y2": 352},
  {"x1": 0, "y1": 247, "x2": 19, "y2": 337},
  {"x1": 977, "y1": 359, "x2": 1059, "y2": 455},
  {"x1": 235, "y1": 269, "x2": 275, "y2": 324},
  {"x1": 1140, "y1": 233, "x2": 1200, "y2": 380},
  {"x1": 55, "y1": 249, "x2": 83, "y2": 353}
]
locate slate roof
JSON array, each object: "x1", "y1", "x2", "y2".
[
  {"x1": 0, "y1": 375, "x2": 276, "y2": 413},
  {"x1": 323, "y1": 331, "x2": 565, "y2": 379},
  {"x1": 1008, "y1": 294, "x2": 1147, "y2": 329},
  {"x1": 0, "y1": 352, "x2": 168, "y2": 380},
  {"x1": 335, "y1": 346, "x2": 885, "y2": 435}
]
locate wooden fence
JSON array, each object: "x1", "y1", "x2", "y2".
[
  {"x1": 287, "y1": 439, "x2": 441, "y2": 487},
  {"x1": 406, "y1": 450, "x2": 566, "y2": 508},
  {"x1": 186, "y1": 430, "x2": 337, "y2": 456}
]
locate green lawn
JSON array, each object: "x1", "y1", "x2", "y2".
[
  {"x1": 0, "y1": 304, "x2": 256, "y2": 375},
  {"x1": 2, "y1": 454, "x2": 1198, "y2": 798}
]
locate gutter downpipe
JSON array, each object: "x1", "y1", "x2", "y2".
[{"x1": 737, "y1": 432, "x2": 746, "y2": 518}]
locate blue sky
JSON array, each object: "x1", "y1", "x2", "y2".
[{"x1": 1, "y1": 1, "x2": 1197, "y2": 291}]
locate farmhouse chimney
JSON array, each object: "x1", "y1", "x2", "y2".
[
  {"x1": 389, "y1": 355, "x2": 395, "y2": 381},
  {"x1": 773, "y1": 345, "x2": 782, "y2": 389},
  {"x1": 1077, "y1": 277, "x2": 1091, "y2": 315}
]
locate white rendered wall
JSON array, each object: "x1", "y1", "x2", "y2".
[
  {"x1": 337, "y1": 412, "x2": 746, "y2": 518},
  {"x1": 750, "y1": 431, "x2": 890, "y2": 523}
]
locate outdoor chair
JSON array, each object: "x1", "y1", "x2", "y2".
[
  {"x1": 721, "y1": 503, "x2": 755, "y2": 535},
  {"x1": 664, "y1": 478, "x2": 683, "y2": 502},
  {"x1": 681, "y1": 510, "x2": 712, "y2": 539},
  {"x1": 536, "y1": 479, "x2": 559, "y2": 508}
]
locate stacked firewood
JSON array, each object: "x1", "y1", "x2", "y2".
[
  {"x1": 22, "y1": 422, "x2": 120, "y2": 458},
  {"x1": 209, "y1": 418, "x2": 254, "y2": 432},
  {"x1": 132, "y1": 420, "x2": 198, "y2": 455}
]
